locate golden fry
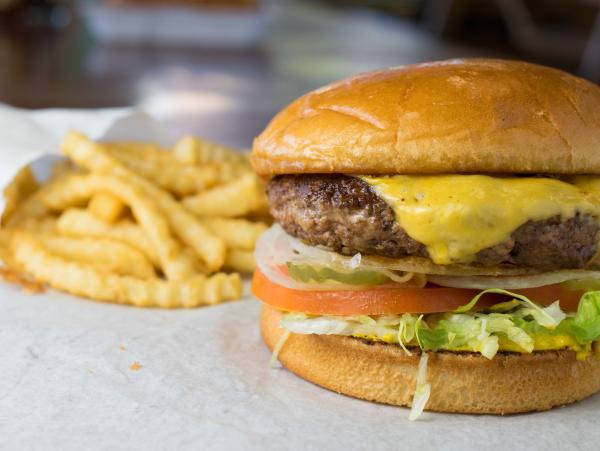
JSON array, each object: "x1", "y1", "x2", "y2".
[
  {"x1": 201, "y1": 218, "x2": 267, "y2": 250},
  {"x1": 14, "y1": 216, "x2": 57, "y2": 234},
  {"x1": 4, "y1": 174, "x2": 76, "y2": 228},
  {"x1": 103, "y1": 141, "x2": 172, "y2": 164},
  {"x1": 88, "y1": 192, "x2": 126, "y2": 224},
  {"x1": 0, "y1": 228, "x2": 10, "y2": 262},
  {"x1": 224, "y1": 249, "x2": 255, "y2": 273},
  {"x1": 109, "y1": 151, "x2": 219, "y2": 196},
  {"x1": 61, "y1": 132, "x2": 226, "y2": 271},
  {"x1": 2, "y1": 165, "x2": 39, "y2": 226},
  {"x1": 57, "y1": 208, "x2": 159, "y2": 267},
  {"x1": 173, "y1": 135, "x2": 248, "y2": 166},
  {"x1": 40, "y1": 173, "x2": 199, "y2": 281},
  {"x1": 9, "y1": 232, "x2": 242, "y2": 308},
  {"x1": 0, "y1": 265, "x2": 45, "y2": 293},
  {"x1": 181, "y1": 173, "x2": 268, "y2": 218},
  {"x1": 36, "y1": 233, "x2": 155, "y2": 279}
]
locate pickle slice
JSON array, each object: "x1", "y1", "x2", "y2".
[
  {"x1": 561, "y1": 278, "x2": 600, "y2": 291},
  {"x1": 286, "y1": 262, "x2": 389, "y2": 285}
]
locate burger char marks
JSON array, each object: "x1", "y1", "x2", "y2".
[{"x1": 267, "y1": 174, "x2": 599, "y2": 270}]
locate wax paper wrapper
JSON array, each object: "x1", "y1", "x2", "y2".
[{"x1": 0, "y1": 104, "x2": 599, "y2": 451}]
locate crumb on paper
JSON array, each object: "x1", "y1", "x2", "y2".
[
  {"x1": 130, "y1": 362, "x2": 142, "y2": 371},
  {"x1": 0, "y1": 266, "x2": 45, "y2": 293},
  {"x1": 119, "y1": 345, "x2": 126, "y2": 351}
]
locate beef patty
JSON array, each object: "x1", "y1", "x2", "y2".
[{"x1": 267, "y1": 174, "x2": 599, "y2": 270}]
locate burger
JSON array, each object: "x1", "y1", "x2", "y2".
[{"x1": 250, "y1": 59, "x2": 600, "y2": 418}]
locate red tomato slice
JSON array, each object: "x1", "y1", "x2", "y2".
[{"x1": 251, "y1": 270, "x2": 583, "y2": 315}]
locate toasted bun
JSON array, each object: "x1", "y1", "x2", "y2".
[
  {"x1": 261, "y1": 305, "x2": 600, "y2": 414},
  {"x1": 252, "y1": 59, "x2": 600, "y2": 176}
]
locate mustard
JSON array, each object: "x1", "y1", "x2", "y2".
[
  {"x1": 353, "y1": 333, "x2": 594, "y2": 359},
  {"x1": 361, "y1": 175, "x2": 600, "y2": 265}
]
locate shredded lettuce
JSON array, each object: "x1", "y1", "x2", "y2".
[
  {"x1": 453, "y1": 288, "x2": 565, "y2": 328},
  {"x1": 280, "y1": 290, "x2": 600, "y2": 359},
  {"x1": 570, "y1": 291, "x2": 600, "y2": 344},
  {"x1": 408, "y1": 353, "x2": 431, "y2": 421},
  {"x1": 269, "y1": 329, "x2": 291, "y2": 369}
]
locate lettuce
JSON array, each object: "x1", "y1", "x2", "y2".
[
  {"x1": 570, "y1": 291, "x2": 600, "y2": 344},
  {"x1": 279, "y1": 290, "x2": 600, "y2": 359},
  {"x1": 415, "y1": 315, "x2": 448, "y2": 351},
  {"x1": 454, "y1": 288, "x2": 565, "y2": 328},
  {"x1": 408, "y1": 353, "x2": 431, "y2": 421}
]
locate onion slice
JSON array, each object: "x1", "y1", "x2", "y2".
[{"x1": 429, "y1": 271, "x2": 600, "y2": 290}]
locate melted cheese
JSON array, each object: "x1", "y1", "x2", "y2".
[{"x1": 361, "y1": 175, "x2": 600, "y2": 265}]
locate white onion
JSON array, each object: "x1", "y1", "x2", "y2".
[
  {"x1": 258, "y1": 225, "x2": 541, "y2": 277},
  {"x1": 256, "y1": 225, "x2": 600, "y2": 291},
  {"x1": 428, "y1": 271, "x2": 600, "y2": 290},
  {"x1": 254, "y1": 225, "x2": 422, "y2": 290}
]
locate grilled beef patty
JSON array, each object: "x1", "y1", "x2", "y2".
[{"x1": 267, "y1": 174, "x2": 599, "y2": 270}]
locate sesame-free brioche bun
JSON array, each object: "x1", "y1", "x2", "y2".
[
  {"x1": 261, "y1": 305, "x2": 600, "y2": 414},
  {"x1": 252, "y1": 59, "x2": 600, "y2": 177}
]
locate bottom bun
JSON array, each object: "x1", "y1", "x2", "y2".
[{"x1": 260, "y1": 305, "x2": 600, "y2": 414}]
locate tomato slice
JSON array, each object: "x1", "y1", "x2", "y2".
[{"x1": 251, "y1": 270, "x2": 583, "y2": 315}]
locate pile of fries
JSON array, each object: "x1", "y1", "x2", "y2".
[{"x1": 0, "y1": 133, "x2": 270, "y2": 308}]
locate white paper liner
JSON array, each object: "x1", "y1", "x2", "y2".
[{"x1": 0, "y1": 104, "x2": 599, "y2": 448}]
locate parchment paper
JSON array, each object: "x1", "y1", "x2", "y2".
[{"x1": 0, "y1": 105, "x2": 598, "y2": 451}]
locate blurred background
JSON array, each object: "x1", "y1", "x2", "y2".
[{"x1": 0, "y1": 0, "x2": 598, "y2": 147}]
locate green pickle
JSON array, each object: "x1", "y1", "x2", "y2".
[
  {"x1": 286, "y1": 262, "x2": 389, "y2": 285},
  {"x1": 562, "y1": 278, "x2": 600, "y2": 291}
]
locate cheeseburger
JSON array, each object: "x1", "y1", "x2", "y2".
[{"x1": 250, "y1": 59, "x2": 600, "y2": 417}]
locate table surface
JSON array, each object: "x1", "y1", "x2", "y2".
[{"x1": 0, "y1": 2, "x2": 507, "y2": 149}]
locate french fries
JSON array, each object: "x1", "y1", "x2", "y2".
[
  {"x1": 88, "y1": 192, "x2": 126, "y2": 224},
  {"x1": 0, "y1": 228, "x2": 10, "y2": 262},
  {"x1": 224, "y1": 249, "x2": 256, "y2": 274},
  {"x1": 173, "y1": 135, "x2": 249, "y2": 166},
  {"x1": 182, "y1": 173, "x2": 268, "y2": 218},
  {"x1": 201, "y1": 218, "x2": 268, "y2": 250},
  {"x1": 36, "y1": 233, "x2": 155, "y2": 279},
  {"x1": 0, "y1": 130, "x2": 269, "y2": 308},
  {"x1": 1, "y1": 165, "x2": 39, "y2": 226},
  {"x1": 9, "y1": 232, "x2": 241, "y2": 308},
  {"x1": 57, "y1": 208, "x2": 160, "y2": 266},
  {"x1": 40, "y1": 173, "x2": 200, "y2": 281},
  {"x1": 109, "y1": 150, "x2": 220, "y2": 196},
  {"x1": 61, "y1": 132, "x2": 226, "y2": 271}
]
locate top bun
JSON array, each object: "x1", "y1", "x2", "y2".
[{"x1": 252, "y1": 59, "x2": 600, "y2": 176}]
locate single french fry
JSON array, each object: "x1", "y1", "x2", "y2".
[
  {"x1": 2, "y1": 165, "x2": 39, "y2": 226},
  {"x1": 173, "y1": 135, "x2": 248, "y2": 166},
  {"x1": 109, "y1": 150, "x2": 219, "y2": 196},
  {"x1": 0, "y1": 228, "x2": 10, "y2": 262},
  {"x1": 88, "y1": 192, "x2": 126, "y2": 224},
  {"x1": 8, "y1": 232, "x2": 242, "y2": 308},
  {"x1": 57, "y1": 208, "x2": 160, "y2": 267},
  {"x1": 181, "y1": 173, "x2": 268, "y2": 218},
  {"x1": 4, "y1": 174, "x2": 77, "y2": 229},
  {"x1": 224, "y1": 249, "x2": 255, "y2": 273},
  {"x1": 36, "y1": 233, "x2": 155, "y2": 279},
  {"x1": 103, "y1": 141, "x2": 173, "y2": 164},
  {"x1": 61, "y1": 132, "x2": 226, "y2": 271},
  {"x1": 39, "y1": 172, "x2": 199, "y2": 281},
  {"x1": 15, "y1": 216, "x2": 58, "y2": 234},
  {"x1": 201, "y1": 218, "x2": 267, "y2": 250}
]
